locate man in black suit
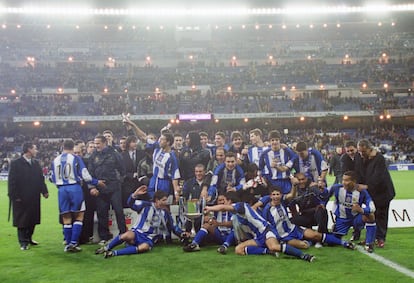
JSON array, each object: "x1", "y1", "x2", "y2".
[
  {"x1": 8, "y1": 142, "x2": 49, "y2": 250},
  {"x1": 356, "y1": 139, "x2": 396, "y2": 248},
  {"x1": 121, "y1": 135, "x2": 146, "y2": 207}
]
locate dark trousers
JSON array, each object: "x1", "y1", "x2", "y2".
[
  {"x1": 375, "y1": 203, "x2": 390, "y2": 241},
  {"x1": 96, "y1": 189, "x2": 126, "y2": 241},
  {"x1": 18, "y1": 225, "x2": 35, "y2": 246},
  {"x1": 291, "y1": 207, "x2": 328, "y2": 234},
  {"x1": 79, "y1": 188, "x2": 97, "y2": 244}
]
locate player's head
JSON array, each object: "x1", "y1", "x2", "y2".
[
  {"x1": 268, "y1": 130, "x2": 281, "y2": 150},
  {"x1": 342, "y1": 171, "x2": 357, "y2": 190},
  {"x1": 296, "y1": 141, "x2": 309, "y2": 159},
  {"x1": 160, "y1": 132, "x2": 174, "y2": 149},
  {"x1": 153, "y1": 190, "x2": 168, "y2": 208},
  {"x1": 224, "y1": 191, "x2": 240, "y2": 204},
  {"x1": 230, "y1": 131, "x2": 243, "y2": 147},
  {"x1": 224, "y1": 152, "x2": 237, "y2": 170},
  {"x1": 63, "y1": 139, "x2": 75, "y2": 151},
  {"x1": 214, "y1": 131, "x2": 226, "y2": 147},
  {"x1": 249, "y1": 128, "x2": 263, "y2": 145},
  {"x1": 269, "y1": 185, "x2": 283, "y2": 203},
  {"x1": 217, "y1": 194, "x2": 230, "y2": 205}
]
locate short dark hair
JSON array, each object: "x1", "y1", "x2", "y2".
[
  {"x1": 154, "y1": 190, "x2": 168, "y2": 201},
  {"x1": 163, "y1": 132, "x2": 174, "y2": 146},
  {"x1": 63, "y1": 139, "x2": 75, "y2": 150},
  {"x1": 95, "y1": 134, "x2": 107, "y2": 144},
  {"x1": 357, "y1": 139, "x2": 373, "y2": 149},
  {"x1": 296, "y1": 141, "x2": 308, "y2": 152},
  {"x1": 225, "y1": 151, "x2": 236, "y2": 159},
  {"x1": 268, "y1": 130, "x2": 281, "y2": 140},
  {"x1": 268, "y1": 184, "x2": 283, "y2": 194},
  {"x1": 344, "y1": 140, "x2": 356, "y2": 148},
  {"x1": 22, "y1": 142, "x2": 34, "y2": 154},
  {"x1": 343, "y1": 170, "x2": 357, "y2": 181}
]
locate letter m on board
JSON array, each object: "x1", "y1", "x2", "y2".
[{"x1": 392, "y1": 209, "x2": 411, "y2": 222}]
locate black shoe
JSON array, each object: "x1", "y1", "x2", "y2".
[
  {"x1": 301, "y1": 254, "x2": 315, "y2": 262},
  {"x1": 365, "y1": 244, "x2": 374, "y2": 253},
  {"x1": 20, "y1": 245, "x2": 29, "y2": 251},
  {"x1": 344, "y1": 241, "x2": 356, "y2": 250},
  {"x1": 217, "y1": 245, "x2": 228, "y2": 255},
  {"x1": 183, "y1": 243, "x2": 200, "y2": 252},
  {"x1": 95, "y1": 246, "x2": 108, "y2": 254},
  {"x1": 30, "y1": 240, "x2": 39, "y2": 245},
  {"x1": 104, "y1": 250, "x2": 114, "y2": 259}
]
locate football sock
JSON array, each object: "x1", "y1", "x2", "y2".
[
  {"x1": 223, "y1": 231, "x2": 235, "y2": 247},
  {"x1": 282, "y1": 243, "x2": 303, "y2": 258},
  {"x1": 113, "y1": 246, "x2": 137, "y2": 256},
  {"x1": 365, "y1": 223, "x2": 377, "y2": 245},
  {"x1": 193, "y1": 228, "x2": 208, "y2": 245},
  {"x1": 63, "y1": 224, "x2": 72, "y2": 245},
  {"x1": 70, "y1": 221, "x2": 83, "y2": 245},
  {"x1": 323, "y1": 233, "x2": 342, "y2": 246},
  {"x1": 245, "y1": 246, "x2": 268, "y2": 255},
  {"x1": 108, "y1": 235, "x2": 124, "y2": 250}
]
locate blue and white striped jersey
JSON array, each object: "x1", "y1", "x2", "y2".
[
  {"x1": 262, "y1": 196, "x2": 296, "y2": 239},
  {"x1": 231, "y1": 202, "x2": 269, "y2": 238},
  {"x1": 259, "y1": 147, "x2": 295, "y2": 180},
  {"x1": 51, "y1": 153, "x2": 97, "y2": 186},
  {"x1": 292, "y1": 148, "x2": 328, "y2": 182},
  {"x1": 324, "y1": 184, "x2": 376, "y2": 219},
  {"x1": 152, "y1": 148, "x2": 180, "y2": 181},
  {"x1": 248, "y1": 145, "x2": 267, "y2": 167},
  {"x1": 214, "y1": 210, "x2": 233, "y2": 233}
]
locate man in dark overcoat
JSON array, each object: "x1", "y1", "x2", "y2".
[{"x1": 8, "y1": 142, "x2": 49, "y2": 250}]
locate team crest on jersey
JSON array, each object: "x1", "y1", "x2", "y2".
[
  {"x1": 94, "y1": 156, "x2": 100, "y2": 163},
  {"x1": 183, "y1": 152, "x2": 189, "y2": 158}
]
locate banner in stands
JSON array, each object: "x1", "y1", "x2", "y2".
[{"x1": 388, "y1": 163, "x2": 414, "y2": 171}]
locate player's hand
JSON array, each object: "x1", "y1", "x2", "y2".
[
  {"x1": 97, "y1": 180, "x2": 106, "y2": 188},
  {"x1": 352, "y1": 203, "x2": 363, "y2": 213},
  {"x1": 90, "y1": 188, "x2": 99, "y2": 197},
  {"x1": 42, "y1": 193, "x2": 49, "y2": 199},
  {"x1": 133, "y1": 185, "x2": 147, "y2": 197}
]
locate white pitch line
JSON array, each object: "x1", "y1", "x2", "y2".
[{"x1": 356, "y1": 246, "x2": 414, "y2": 279}]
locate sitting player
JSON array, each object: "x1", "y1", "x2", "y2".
[
  {"x1": 95, "y1": 186, "x2": 188, "y2": 258},
  {"x1": 323, "y1": 171, "x2": 377, "y2": 253},
  {"x1": 261, "y1": 186, "x2": 356, "y2": 250},
  {"x1": 183, "y1": 194, "x2": 234, "y2": 254},
  {"x1": 204, "y1": 193, "x2": 316, "y2": 262}
]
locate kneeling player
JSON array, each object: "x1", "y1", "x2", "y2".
[
  {"x1": 324, "y1": 171, "x2": 377, "y2": 253},
  {"x1": 96, "y1": 186, "x2": 187, "y2": 258}
]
